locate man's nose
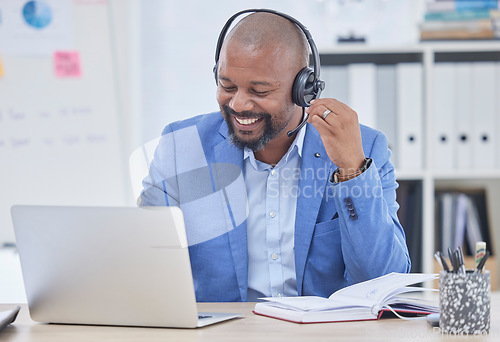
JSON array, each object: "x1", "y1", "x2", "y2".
[{"x1": 229, "y1": 90, "x2": 254, "y2": 113}]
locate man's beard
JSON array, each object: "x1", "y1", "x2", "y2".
[{"x1": 222, "y1": 105, "x2": 284, "y2": 152}]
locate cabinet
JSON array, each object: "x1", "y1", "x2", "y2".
[{"x1": 319, "y1": 42, "x2": 500, "y2": 282}]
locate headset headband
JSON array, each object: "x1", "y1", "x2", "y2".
[{"x1": 214, "y1": 8, "x2": 322, "y2": 83}]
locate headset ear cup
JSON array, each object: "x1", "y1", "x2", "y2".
[{"x1": 291, "y1": 67, "x2": 316, "y2": 107}]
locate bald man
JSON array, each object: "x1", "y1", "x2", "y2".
[{"x1": 140, "y1": 11, "x2": 411, "y2": 302}]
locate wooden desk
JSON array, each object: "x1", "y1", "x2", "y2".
[{"x1": 2, "y1": 294, "x2": 500, "y2": 342}]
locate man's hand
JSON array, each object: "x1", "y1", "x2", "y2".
[{"x1": 306, "y1": 98, "x2": 366, "y2": 176}]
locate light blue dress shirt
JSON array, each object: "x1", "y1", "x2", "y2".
[{"x1": 244, "y1": 126, "x2": 306, "y2": 301}]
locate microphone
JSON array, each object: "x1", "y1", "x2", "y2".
[{"x1": 287, "y1": 108, "x2": 308, "y2": 137}]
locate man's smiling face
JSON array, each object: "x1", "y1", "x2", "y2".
[{"x1": 216, "y1": 39, "x2": 301, "y2": 151}]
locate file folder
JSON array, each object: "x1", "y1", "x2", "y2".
[
  {"x1": 348, "y1": 63, "x2": 376, "y2": 128},
  {"x1": 397, "y1": 63, "x2": 423, "y2": 171},
  {"x1": 496, "y1": 62, "x2": 500, "y2": 169},
  {"x1": 455, "y1": 63, "x2": 473, "y2": 170},
  {"x1": 321, "y1": 65, "x2": 349, "y2": 105},
  {"x1": 471, "y1": 62, "x2": 496, "y2": 169},
  {"x1": 432, "y1": 63, "x2": 455, "y2": 170},
  {"x1": 376, "y1": 65, "x2": 398, "y2": 168}
]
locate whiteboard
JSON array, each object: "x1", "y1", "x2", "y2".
[{"x1": 0, "y1": 0, "x2": 129, "y2": 243}]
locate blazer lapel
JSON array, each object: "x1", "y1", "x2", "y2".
[
  {"x1": 212, "y1": 122, "x2": 248, "y2": 300},
  {"x1": 294, "y1": 124, "x2": 333, "y2": 295}
]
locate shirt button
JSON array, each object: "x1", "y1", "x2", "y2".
[
  {"x1": 271, "y1": 253, "x2": 278, "y2": 260},
  {"x1": 270, "y1": 169, "x2": 276, "y2": 176},
  {"x1": 269, "y1": 211, "x2": 276, "y2": 218}
]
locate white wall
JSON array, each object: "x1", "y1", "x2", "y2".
[
  {"x1": 0, "y1": 0, "x2": 423, "y2": 245},
  {"x1": 0, "y1": 0, "x2": 132, "y2": 244},
  {"x1": 137, "y1": 0, "x2": 423, "y2": 144}
]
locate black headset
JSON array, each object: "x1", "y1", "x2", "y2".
[{"x1": 213, "y1": 9, "x2": 325, "y2": 109}]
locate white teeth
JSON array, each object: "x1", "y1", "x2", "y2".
[{"x1": 235, "y1": 117, "x2": 259, "y2": 125}]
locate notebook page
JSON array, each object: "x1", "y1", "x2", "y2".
[{"x1": 328, "y1": 273, "x2": 437, "y2": 306}]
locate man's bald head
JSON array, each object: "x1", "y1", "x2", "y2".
[
  {"x1": 222, "y1": 12, "x2": 309, "y2": 72},
  {"x1": 215, "y1": 12, "x2": 310, "y2": 154}
]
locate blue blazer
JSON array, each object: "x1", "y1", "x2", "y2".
[{"x1": 140, "y1": 112, "x2": 411, "y2": 302}]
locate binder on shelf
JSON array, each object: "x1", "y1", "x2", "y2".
[
  {"x1": 455, "y1": 62, "x2": 474, "y2": 170},
  {"x1": 438, "y1": 192, "x2": 456, "y2": 253},
  {"x1": 453, "y1": 193, "x2": 470, "y2": 251},
  {"x1": 436, "y1": 189, "x2": 493, "y2": 256},
  {"x1": 432, "y1": 63, "x2": 456, "y2": 170},
  {"x1": 321, "y1": 65, "x2": 349, "y2": 105},
  {"x1": 320, "y1": 65, "x2": 334, "y2": 99},
  {"x1": 348, "y1": 63, "x2": 376, "y2": 129},
  {"x1": 463, "y1": 194, "x2": 486, "y2": 254},
  {"x1": 496, "y1": 62, "x2": 500, "y2": 169},
  {"x1": 376, "y1": 65, "x2": 398, "y2": 168},
  {"x1": 397, "y1": 63, "x2": 423, "y2": 171},
  {"x1": 471, "y1": 62, "x2": 497, "y2": 169},
  {"x1": 467, "y1": 190, "x2": 494, "y2": 255},
  {"x1": 396, "y1": 180, "x2": 423, "y2": 272}
]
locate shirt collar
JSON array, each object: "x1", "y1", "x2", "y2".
[{"x1": 243, "y1": 122, "x2": 306, "y2": 169}]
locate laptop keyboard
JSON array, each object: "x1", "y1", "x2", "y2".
[{"x1": 198, "y1": 315, "x2": 213, "y2": 320}]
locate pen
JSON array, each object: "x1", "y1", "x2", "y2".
[
  {"x1": 438, "y1": 251, "x2": 450, "y2": 272},
  {"x1": 476, "y1": 251, "x2": 490, "y2": 273},
  {"x1": 457, "y1": 246, "x2": 466, "y2": 274},
  {"x1": 453, "y1": 250, "x2": 461, "y2": 274},
  {"x1": 448, "y1": 247, "x2": 457, "y2": 273},
  {"x1": 434, "y1": 251, "x2": 444, "y2": 270}
]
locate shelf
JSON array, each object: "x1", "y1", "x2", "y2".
[
  {"x1": 319, "y1": 41, "x2": 500, "y2": 55},
  {"x1": 432, "y1": 170, "x2": 500, "y2": 180},
  {"x1": 395, "y1": 170, "x2": 425, "y2": 180},
  {"x1": 318, "y1": 45, "x2": 425, "y2": 54},
  {"x1": 396, "y1": 170, "x2": 500, "y2": 183},
  {"x1": 318, "y1": 44, "x2": 500, "y2": 279},
  {"x1": 420, "y1": 41, "x2": 500, "y2": 52}
]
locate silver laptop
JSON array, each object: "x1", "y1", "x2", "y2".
[{"x1": 11, "y1": 205, "x2": 241, "y2": 328}]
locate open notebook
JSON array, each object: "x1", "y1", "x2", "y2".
[{"x1": 253, "y1": 273, "x2": 438, "y2": 323}]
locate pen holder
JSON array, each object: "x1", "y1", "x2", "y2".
[{"x1": 439, "y1": 270, "x2": 490, "y2": 335}]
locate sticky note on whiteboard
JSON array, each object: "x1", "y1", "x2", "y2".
[
  {"x1": 0, "y1": 53, "x2": 4, "y2": 77},
  {"x1": 54, "y1": 51, "x2": 82, "y2": 78}
]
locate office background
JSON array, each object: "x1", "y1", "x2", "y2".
[{"x1": 1, "y1": 0, "x2": 499, "y2": 301}]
